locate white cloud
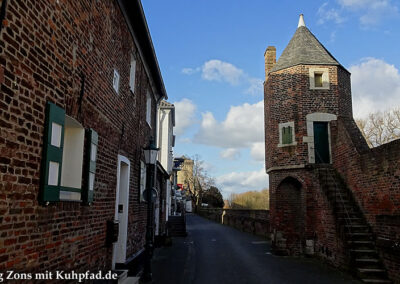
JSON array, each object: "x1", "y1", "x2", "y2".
[
  {"x1": 201, "y1": 60, "x2": 244, "y2": 85},
  {"x1": 182, "y1": 59, "x2": 263, "y2": 96},
  {"x1": 245, "y1": 78, "x2": 264, "y2": 96},
  {"x1": 350, "y1": 58, "x2": 400, "y2": 118},
  {"x1": 317, "y1": 2, "x2": 345, "y2": 25},
  {"x1": 220, "y1": 148, "x2": 241, "y2": 160},
  {"x1": 181, "y1": 67, "x2": 200, "y2": 75},
  {"x1": 194, "y1": 101, "x2": 264, "y2": 148},
  {"x1": 317, "y1": 0, "x2": 398, "y2": 27},
  {"x1": 338, "y1": 0, "x2": 389, "y2": 9},
  {"x1": 173, "y1": 98, "x2": 197, "y2": 136},
  {"x1": 216, "y1": 168, "x2": 269, "y2": 196},
  {"x1": 250, "y1": 142, "x2": 265, "y2": 162},
  {"x1": 338, "y1": 0, "x2": 398, "y2": 26}
]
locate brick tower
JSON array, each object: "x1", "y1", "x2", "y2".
[{"x1": 264, "y1": 15, "x2": 353, "y2": 257}]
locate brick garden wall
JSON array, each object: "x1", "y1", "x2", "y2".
[
  {"x1": 0, "y1": 0, "x2": 156, "y2": 273},
  {"x1": 333, "y1": 117, "x2": 400, "y2": 282},
  {"x1": 198, "y1": 209, "x2": 270, "y2": 239}
]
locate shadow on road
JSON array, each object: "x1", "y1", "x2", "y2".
[{"x1": 152, "y1": 214, "x2": 361, "y2": 284}]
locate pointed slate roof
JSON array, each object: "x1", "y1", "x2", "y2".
[{"x1": 271, "y1": 16, "x2": 341, "y2": 72}]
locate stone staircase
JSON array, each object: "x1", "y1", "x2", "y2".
[
  {"x1": 168, "y1": 215, "x2": 187, "y2": 237},
  {"x1": 316, "y1": 166, "x2": 391, "y2": 283}
]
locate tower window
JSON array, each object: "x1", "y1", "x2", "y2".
[
  {"x1": 278, "y1": 121, "x2": 297, "y2": 147},
  {"x1": 314, "y1": 73, "x2": 323, "y2": 87},
  {"x1": 282, "y1": 126, "x2": 293, "y2": 145},
  {"x1": 309, "y1": 67, "x2": 329, "y2": 90}
]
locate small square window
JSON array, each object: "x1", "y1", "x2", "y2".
[
  {"x1": 309, "y1": 68, "x2": 329, "y2": 90},
  {"x1": 314, "y1": 73, "x2": 323, "y2": 87}
]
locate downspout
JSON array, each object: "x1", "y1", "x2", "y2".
[{"x1": 153, "y1": 95, "x2": 165, "y2": 235}]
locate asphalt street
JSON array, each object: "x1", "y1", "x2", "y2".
[{"x1": 152, "y1": 214, "x2": 360, "y2": 284}]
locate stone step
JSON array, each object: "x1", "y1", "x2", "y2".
[
  {"x1": 344, "y1": 225, "x2": 370, "y2": 233},
  {"x1": 348, "y1": 240, "x2": 374, "y2": 245},
  {"x1": 350, "y1": 249, "x2": 378, "y2": 258},
  {"x1": 336, "y1": 211, "x2": 362, "y2": 218},
  {"x1": 361, "y1": 279, "x2": 391, "y2": 283},
  {"x1": 359, "y1": 268, "x2": 386, "y2": 273},
  {"x1": 351, "y1": 249, "x2": 376, "y2": 253},
  {"x1": 338, "y1": 217, "x2": 363, "y2": 224},
  {"x1": 347, "y1": 232, "x2": 373, "y2": 237},
  {"x1": 356, "y1": 258, "x2": 381, "y2": 263}
]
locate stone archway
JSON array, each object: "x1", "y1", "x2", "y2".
[{"x1": 274, "y1": 176, "x2": 304, "y2": 255}]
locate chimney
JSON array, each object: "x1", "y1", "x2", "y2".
[{"x1": 264, "y1": 46, "x2": 276, "y2": 82}]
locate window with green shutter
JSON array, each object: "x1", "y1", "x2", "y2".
[
  {"x1": 40, "y1": 101, "x2": 98, "y2": 205},
  {"x1": 40, "y1": 102, "x2": 65, "y2": 203},
  {"x1": 282, "y1": 126, "x2": 293, "y2": 145}
]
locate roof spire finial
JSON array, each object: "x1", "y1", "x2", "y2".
[{"x1": 298, "y1": 14, "x2": 306, "y2": 28}]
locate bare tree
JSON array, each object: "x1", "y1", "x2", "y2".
[
  {"x1": 181, "y1": 154, "x2": 215, "y2": 211},
  {"x1": 356, "y1": 107, "x2": 400, "y2": 147}
]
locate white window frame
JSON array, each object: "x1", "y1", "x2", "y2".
[
  {"x1": 113, "y1": 69, "x2": 120, "y2": 94},
  {"x1": 309, "y1": 67, "x2": 330, "y2": 90},
  {"x1": 146, "y1": 92, "x2": 152, "y2": 127},
  {"x1": 129, "y1": 55, "x2": 136, "y2": 93},
  {"x1": 278, "y1": 121, "x2": 297, "y2": 147}
]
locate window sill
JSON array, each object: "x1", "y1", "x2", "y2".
[
  {"x1": 310, "y1": 86, "x2": 330, "y2": 90},
  {"x1": 278, "y1": 142, "x2": 297, "y2": 148}
]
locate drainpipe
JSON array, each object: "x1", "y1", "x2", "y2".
[{"x1": 154, "y1": 96, "x2": 164, "y2": 231}]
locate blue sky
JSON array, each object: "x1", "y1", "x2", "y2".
[{"x1": 142, "y1": 0, "x2": 400, "y2": 197}]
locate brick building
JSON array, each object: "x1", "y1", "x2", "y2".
[
  {"x1": 0, "y1": 0, "x2": 169, "y2": 279},
  {"x1": 264, "y1": 15, "x2": 400, "y2": 282}
]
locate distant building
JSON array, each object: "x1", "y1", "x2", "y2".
[
  {"x1": 265, "y1": 15, "x2": 399, "y2": 282},
  {"x1": 177, "y1": 157, "x2": 194, "y2": 192}
]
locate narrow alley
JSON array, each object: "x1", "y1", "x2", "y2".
[{"x1": 152, "y1": 214, "x2": 360, "y2": 284}]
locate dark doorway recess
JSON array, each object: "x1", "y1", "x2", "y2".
[{"x1": 314, "y1": 122, "x2": 330, "y2": 164}]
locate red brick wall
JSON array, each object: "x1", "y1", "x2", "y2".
[
  {"x1": 198, "y1": 208, "x2": 270, "y2": 238},
  {"x1": 268, "y1": 170, "x2": 347, "y2": 266},
  {"x1": 0, "y1": 0, "x2": 157, "y2": 273},
  {"x1": 333, "y1": 117, "x2": 400, "y2": 282}
]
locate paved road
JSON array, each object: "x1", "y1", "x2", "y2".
[{"x1": 152, "y1": 214, "x2": 360, "y2": 284}]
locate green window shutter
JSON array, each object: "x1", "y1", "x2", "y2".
[
  {"x1": 83, "y1": 129, "x2": 98, "y2": 205},
  {"x1": 282, "y1": 126, "x2": 293, "y2": 145},
  {"x1": 39, "y1": 102, "x2": 65, "y2": 203}
]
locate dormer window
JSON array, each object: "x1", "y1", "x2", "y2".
[{"x1": 309, "y1": 68, "x2": 329, "y2": 90}]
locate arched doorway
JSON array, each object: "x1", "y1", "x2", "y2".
[{"x1": 275, "y1": 177, "x2": 303, "y2": 255}]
